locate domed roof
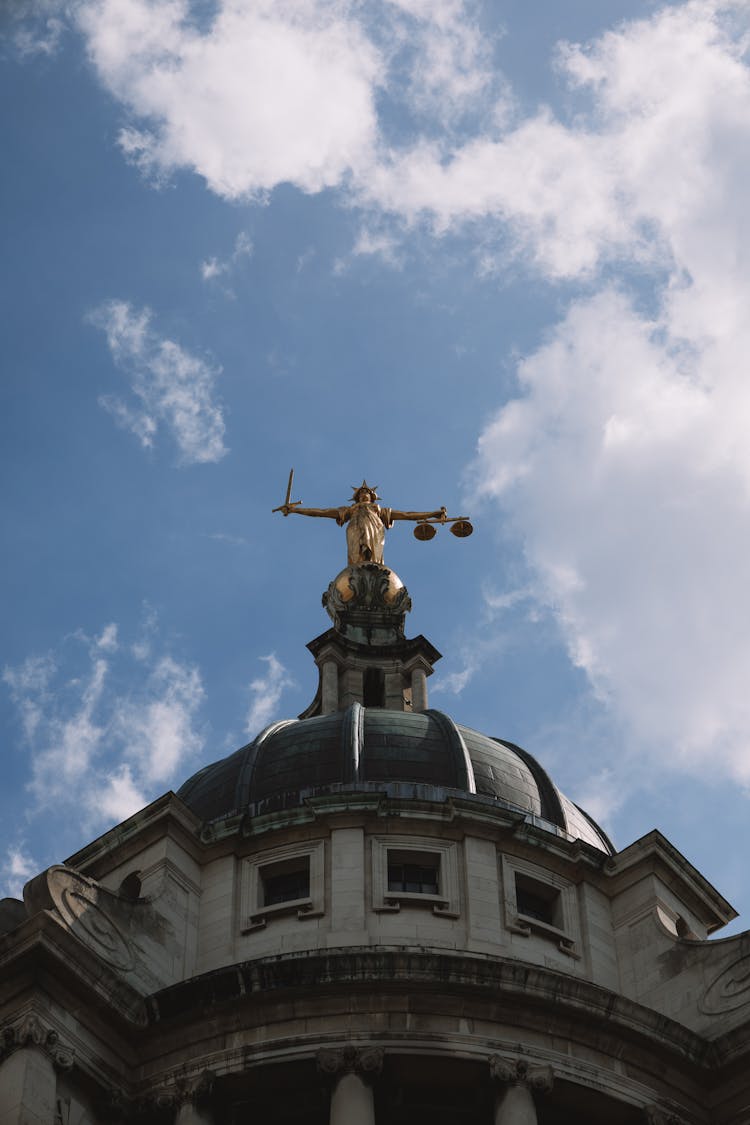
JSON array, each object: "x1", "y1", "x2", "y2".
[{"x1": 177, "y1": 704, "x2": 613, "y2": 854}]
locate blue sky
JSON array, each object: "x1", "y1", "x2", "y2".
[{"x1": 3, "y1": 0, "x2": 750, "y2": 935}]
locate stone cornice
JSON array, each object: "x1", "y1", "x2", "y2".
[
  {"x1": 0, "y1": 909, "x2": 148, "y2": 1030},
  {"x1": 606, "y1": 830, "x2": 735, "y2": 931},
  {"x1": 145, "y1": 947, "x2": 716, "y2": 1070},
  {"x1": 64, "y1": 792, "x2": 203, "y2": 877}
]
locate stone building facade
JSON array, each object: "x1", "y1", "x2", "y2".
[{"x1": 1, "y1": 560, "x2": 749, "y2": 1124}]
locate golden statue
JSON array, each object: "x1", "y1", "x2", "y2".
[{"x1": 273, "y1": 472, "x2": 472, "y2": 566}]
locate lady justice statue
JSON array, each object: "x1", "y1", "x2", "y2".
[{"x1": 273, "y1": 471, "x2": 472, "y2": 567}]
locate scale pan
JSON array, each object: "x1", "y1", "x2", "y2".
[
  {"x1": 450, "y1": 520, "x2": 473, "y2": 538},
  {"x1": 414, "y1": 522, "x2": 436, "y2": 541}
]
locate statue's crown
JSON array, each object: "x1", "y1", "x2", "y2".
[{"x1": 350, "y1": 480, "x2": 379, "y2": 500}]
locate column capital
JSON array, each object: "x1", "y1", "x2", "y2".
[
  {"x1": 174, "y1": 1070, "x2": 216, "y2": 1107},
  {"x1": 317, "y1": 1045, "x2": 384, "y2": 1081},
  {"x1": 97, "y1": 1086, "x2": 129, "y2": 1123},
  {"x1": 0, "y1": 1014, "x2": 74, "y2": 1072},
  {"x1": 146, "y1": 1069, "x2": 216, "y2": 1111},
  {"x1": 644, "y1": 1108, "x2": 685, "y2": 1125},
  {"x1": 489, "y1": 1055, "x2": 553, "y2": 1093}
]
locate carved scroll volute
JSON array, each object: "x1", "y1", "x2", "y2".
[
  {"x1": 144, "y1": 1069, "x2": 216, "y2": 1115},
  {"x1": 24, "y1": 865, "x2": 135, "y2": 973},
  {"x1": 174, "y1": 1070, "x2": 216, "y2": 1107},
  {"x1": 489, "y1": 1056, "x2": 554, "y2": 1093},
  {"x1": 317, "y1": 1045, "x2": 384, "y2": 1083},
  {"x1": 0, "y1": 1015, "x2": 74, "y2": 1072}
]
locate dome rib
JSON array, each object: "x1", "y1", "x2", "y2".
[
  {"x1": 425, "y1": 710, "x2": 476, "y2": 794},
  {"x1": 341, "y1": 702, "x2": 364, "y2": 784},
  {"x1": 236, "y1": 719, "x2": 297, "y2": 809},
  {"x1": 492, "y1": 737, "x2": 567, "y2": 831}
]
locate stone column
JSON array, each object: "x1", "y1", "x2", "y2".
[
  {"x1": 0, "y1": 1016, "x2": 74, "y2": 1125},
  {"x1": 489, "y1": 1057, "x2": 553, "y2": 1125},
  {"x1": 317, "y1": 1046, "x2": 383, "y2": 1125},
  {"x1": 0, "y1": 1047, "x2": 57, "y2": 1125},
  {"x1": 330, "y1": 1072, "x2": 375, "y2": 1125},
  {"x1": 411, "y1": 667, "x2": 428, "y2": 712},
  {"x1": 321, "y1": 660, "x2": 339, "y2": 714}
]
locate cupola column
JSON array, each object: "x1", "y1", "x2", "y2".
[
  {"x1": 321, "y1": 659, "x2": 339, "y2": 713},
  {"x1": 411, "y1": 666, "x2": 428, "y2": 712},
  {"x1": 489, "y1": 1057, "x2": 552, "y2": 1125},
  {"x1": 317, "y1": 1046, "x2": 383, "y2": 1125}
]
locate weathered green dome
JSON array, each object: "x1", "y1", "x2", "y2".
[{"x1": 177, "y1": 704, "x2": 613, "y2": 853}]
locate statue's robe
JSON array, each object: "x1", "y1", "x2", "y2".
[{"x1": 338, "y1": 502, "x2": 393, "y2": 566}]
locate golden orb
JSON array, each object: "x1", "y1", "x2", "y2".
[{"x1": 332, "y1": 565, "x2": 405, "y2": 605}]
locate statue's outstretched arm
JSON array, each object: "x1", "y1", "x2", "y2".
[
  {"x1": 390, "y1": 506, "x2": 447, "y2": 523},
  {"x1": 279, "y1": 504, "x2": 347, "y2": 521}
]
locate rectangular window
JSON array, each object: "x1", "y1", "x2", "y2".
[
  {"x1": 261, "y1": 859, "x2": 310, "y2": 906},
  {"x1": 241, "y1": 841, "x2": 324, "y2": 932},
  {"x1": 371, "y1": 836, "x2": 460, "y2": 917},
  {"x1": 515, "y1": 873, "x2": 561, "y2": 928},
  {"x1": 387, "y1": 853, "x2": 440, "y2": 896},
  {"x1": 500, "y1": 855, "x2": 580, "y2": 958}
]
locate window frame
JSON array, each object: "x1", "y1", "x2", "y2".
[
  {"x1": 500, "y1": 854, "x2": 580, "y2": 958},
  {"x1": 371, "y1": 835, "x2": 460, "y2": 917},
  {"x1": 241, "y1": 840, "x2": 325, "y2": 932}
]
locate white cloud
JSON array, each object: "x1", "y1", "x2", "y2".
[
  {"x1": 111, "y1": 656, "x2": 204, "y2": 784},
  {"x1": 74, "y1": 0, "x2": 382, "y2": 199},
  {"x1": 473, "y1": 278, "x2": 750, "y2": 783},
  {"x1": 60, "y1": 0, "x2": 509, "y2": 209},
  {"x1": 463, "y1": 3, "x2": 750, "y2": 786},
  {"x1": 359, "y1": 2, "x2": 750, "y2": 285},
  {"x1": 3, "y1": 654, "x2": 56, "y2": 742},
  {"x1": 432, "y1": 626, "x2": 508, "y2": 697},
  {"x1": 363, "y1": 117, "x2": 636, "y2": 279},
  {"x1": 201, "y1": 230, "x2": 253, "y2": 283},
  {"x1": 3, "y1": 619, "x2": 206, "y2": 832},
  {"x1": 352, "y1": 227, "x2": 403, "y2": 266},
  {"x1": 4, "y1": 0, "x2": 67, "y2": 57},
  {"x1": 383, "y1": 0, "x2": 496, "y2": 124},
  {"x1": 246, "y1": 653, "x2": 293, "y2": 733},
  {"x1": 90, "y1": 299, "x2": 227, "y2": 464},
  {"x1": 95, "y1": 765, "x2": 147, "y2": 823},
  {"x1": 1, "y1": 846, "x2": 38, "y2": 900},
  {"x1": 95, "y1": 622, "x2": 119, "y2": 652}
]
